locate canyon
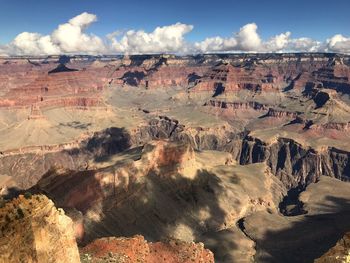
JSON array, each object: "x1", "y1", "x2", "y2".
[{"x1": 0, "y1": 53, "x2": 350, "y2": 262}]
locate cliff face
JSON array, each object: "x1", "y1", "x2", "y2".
[
  {"x1": 0, "y1": 194, "x2": 80, "y2": 263},
  {"x1": 239, "y1": 137, "x2": 350, "y2": 187}
]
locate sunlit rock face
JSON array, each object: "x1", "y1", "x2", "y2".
[
  {"x1": 315, "y1": 232, "x2": 350, "y2": 263},
  {"x1": 0, "y1": 194, "x2": 80, "y2": 263},
  {"x1": 80, "y1": 235, "x2": 214, "y2": 263}
]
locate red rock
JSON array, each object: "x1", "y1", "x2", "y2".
[{"x1": 80, "y1": 235, "x2": 214, "y2": 263}]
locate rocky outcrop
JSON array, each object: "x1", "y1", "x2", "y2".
[
  {"x1": 134, "y1": 116, "x2": 245, "y2": 155},
  {"x1": 0, "y1": 194, "x2": 80, "y2": 263},
  {"x1": 80, "y1": 235, "x2": 214, "y2": 263},
  {"x1": 314, "y1": 232, "x2": 350, "y2": 263},
  {"x1": 192, "y1": 62, "x2": 280, "y2": 94},
  {"x1": 311, "y1": 66, "x2": 350, "y2": 95},
  {"x1": 239, "y1": 137, "x2": 350, "y2": 188},
  {"x1": 313, "y1": 122, "x2": 350, "y2": 131},
  {"x1": 204, "y1": 100, "x2": 268, "y2": 111},
  {"x1": 37, "y1": 97, "x2": 104, "y2": 109},
  {"x1": 264, "y1": 108, "x2": 300, "y2": 118}
]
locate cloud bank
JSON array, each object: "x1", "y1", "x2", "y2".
[
  {"x1": 194, "y1": 23, "x2": 323, "y2": 53},
  {"x1": 0, "y1": 12, "x2": 349, "y2": 55}
]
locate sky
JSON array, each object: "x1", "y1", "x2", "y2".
[{"x1": 0, "y1": 0, "x2": 349, "y2": 55}]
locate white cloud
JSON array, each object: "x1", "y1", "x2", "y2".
[
  {"x1": 236, "y1": 23, "x2": 262, "y2": 51},
  {"x1": 194, "y1": 23, "x2": 324, "y2": 53},
  {"x1": 263, "y1": 32, "x2": 291, "y2": 51},
  {"x1": 326, "y1": 34, "x2": 350, "y2": 53},
  {"x1": 109, "y1": 23, "x2": 193, "y2": 54},
  {"x1": 0, "y1": 12, "x2": 349, "y2": 55},
  {"x1": 287, "y1": 37, "x2": 321, "y2": 52},
  {"x1": 12, "y1": 32, "x2": 60, "y2": 55},
  {"x1": 195, "y1": 23, "x2": 293, "y2": 53},
  {"x1": 194, "y1": 36, "x2": 237, "y2": 52},
  {"x1": 51, "y1": 12, "x2": 106, "y2": 54},
  {"x1": 1, "y1": 12, "x2": 106, "y2": 55}
]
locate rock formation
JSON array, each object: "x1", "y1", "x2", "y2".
[
  {"x1": 80, "y1": 235, "x2": 214, "y2": 263},
  {"x1": 0, "y1": 194, "x2": 80, "y2": 263},
  {"x1": 315, "y1": 232, "x2": 350, "y2": 263}
]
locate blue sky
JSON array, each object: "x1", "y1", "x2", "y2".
[
  {"x1": 0, "y1": 0, "x2": 349, "y2": 54},
  {"x1": 0, "y1": 0, "x2": 349, "y2": 43}
]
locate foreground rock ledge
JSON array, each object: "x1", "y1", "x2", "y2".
[
  {"x1": 0, "y1": 194, "x2": 214, "y2": 263},
  {"x1": 0, "y1": 194, "x2": 80, "y2": 263},
  {"x1": 80, "y1": 235, "x2": 214, "y2": 263},
  {"x1": 315, "y1": 232, "x2": 350, "y2": 263}
]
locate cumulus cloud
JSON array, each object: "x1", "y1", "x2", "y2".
[
  {"x1": 0, "y1": 12, "x2": 349, "y2": 55},
  {"x1": 236, "y1": 23, "x2": 262, "y2": 51},
  {"x1": 326, "y1": 34, "x2": 350, "y2": 53},
  {"x1": 108, "y1": 23, "x2": 193, "y2": 54},
  {"x1": 195, "y1": 23, "x2": 324, "y2": 53},
  {"x1": 195, "y1": 23, "x2": 292, "y2": 53},
  {"x1": 1, "y1": 12, "x2": 106, "y2": 55},
  {"x1": 287, "y1": 37, "x2": 322, "y2": 52},
  {"x1": 194, "y1": 36, "x2": 237, "y2": 53},
  {"x1": 51, "y1": 12, "x2": 106, "y2": 53},
  {"x1": 9, "y1": 32, "x2": 59, "y2": 55},
  {"x1": 263, "y1": 32, "x2": 291, "y2": 51},
  {"x1": 194, "y1": 23, "x2": 260, "y2": 53}
]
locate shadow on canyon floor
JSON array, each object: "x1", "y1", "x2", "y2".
[
  {"x1": 66, "y1": 127, "x2": 132, "y2": 163},
  {"x1": 85, "y1": 168, "x2": 229, "y2": 243},
  {"x1": 253, "y1": 196, "x2": 350, "y2": 263},
  {"x1": 120, "y1": 71, "x2": 146, "y2": 86},
  {"x1": 34, "y1": 143, "x2": 243, "y2": 261}
]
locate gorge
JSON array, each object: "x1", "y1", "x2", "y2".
[{"x1": 0, "y1": 53, "x2": 350, "y2": 262}]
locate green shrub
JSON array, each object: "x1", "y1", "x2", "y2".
[{"x1": 24, "y1": 192, "x2": 32, "y2": 199}]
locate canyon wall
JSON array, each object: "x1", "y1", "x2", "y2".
[{"x1": 1, "y1": 115, "x2": 349, "y2": 191}]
